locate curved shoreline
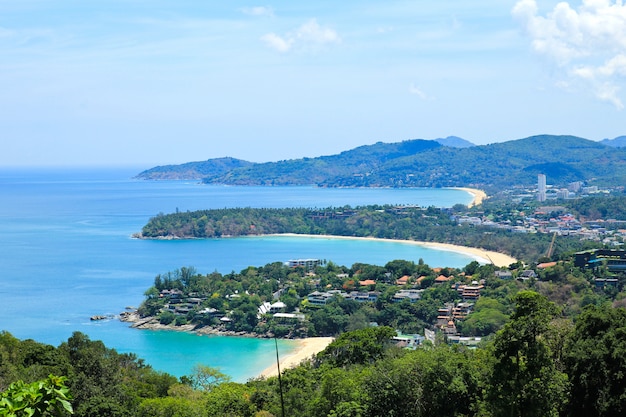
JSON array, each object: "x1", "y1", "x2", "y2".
[
  {"x1": 120, "y1": 313, "x2": 333, "y2": 379},
  {"x1": 258, "y1": 337, "x2": 334, "y2": 379},
  {"x1": 451, "y1": 187, "x2": 487, "y2": 207},
  {"x1": 272, "y1": 233, "x2": 516, "y2": 267}
]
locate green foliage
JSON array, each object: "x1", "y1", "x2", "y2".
[
  {"x1": 204, "y1": 382, "x2": 257, "y2": 417},
  {"x1": 5, "y1": 304, "x2": 626, "y2": 417},
  {"x1": 59, "y1": 332, "x2": 177, "y2": 417},
  {"x1": 158, "y1": 311, "x2": 176, "y2": 325},
  {"x1": 0, "y1": 375, "x2": 73, "y2": 417},
  {"x1": 564, "y1": 304, "x2": 626, "y2": 417},
  {"x1": 458, "y1": 297, "x2": 509, "y2": 337},
  {"x1": 364, "y1": 345, "x2": 485, "y2": 417},
  {"x1": 487, "y1": 291, "x2": 569, "y2": 417},
  {"x1": 317, "y1": 327, "x2": 396, "y2": 368},
  {"x1": 187, "y1": 365, "x2": 231, "y2": 392},
  {"x1": 137, "y1": 396, "x2": 204, "y2": 417},
  {"x1": 566, "y1": 194, "x2": 626, "y2": 221}
]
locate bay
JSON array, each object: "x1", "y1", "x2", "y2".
[{"x1": 0, "y1": 167, "x2": 475, "y2": 381}]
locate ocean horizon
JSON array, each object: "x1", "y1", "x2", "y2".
[{"x1": 0, "y1": 167, "x2": 477, "y2": 381}]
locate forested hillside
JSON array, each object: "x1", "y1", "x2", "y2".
[
  {"x1": 136, "y1": 157, "x2": 253, "y2": 180},
  {"x1": 135, "y1": 135, "x2": 626, "y2": 190}
]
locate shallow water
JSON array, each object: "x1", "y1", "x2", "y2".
[{"x1": 0, "y1": 167, "x2": 475, "y2": 380}]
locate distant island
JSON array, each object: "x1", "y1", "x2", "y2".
[{"x1": 135, "y1": 134, "x2": 626, "y2": 191}]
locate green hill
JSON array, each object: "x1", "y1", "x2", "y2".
[
  {"x1": 600, "y1": 135, "x2": 626, "y2": 147},
  {"x1": 135, "y1": 157, "x2": 253, "y2": 180},
  {"x1": 136, "y1": 135, "x2": 626, "y2": 190}
]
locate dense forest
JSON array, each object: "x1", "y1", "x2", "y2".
[
  {"x1": 138, "y1": 205, "x2": 603, "y2": 263},
  {"x1": 3, "y1": 292, "x2": 626, "y2": 416},
  {"x1": 135, "y1": 135, "x2": 626, "y2": 190}
]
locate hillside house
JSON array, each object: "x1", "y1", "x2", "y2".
[
  {"x1": 306, "y1": 290, "x2": 345, "y2": 306},
  {"x1": 346, "y1": 291, "x2": 379, "y2": 302},
  {"x1": 392, "y1": 289, "x2": 424, "y2": 303},
  {"x1": 456, "y1": 282, "x2": 484, "y2": 302}
]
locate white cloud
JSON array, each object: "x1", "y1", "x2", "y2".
[
  {"x1": 261, "y1": 19, "x2": 340, "y2": 53},
  {"x1": 239, "y1": 6, "x2": 274, "y2": 17},
  {"x1": 409, "y1": 83, "x2": 429, "y2": 100},
  {"x1": 295, "y1": 19, "x2": 339, "y2": 44},
  {"x1": 260, "y1": 33, "x2": 292, "y2": 53},
  {"x1": 513, "y1": 0, "x2": 626, "y2": 109}
]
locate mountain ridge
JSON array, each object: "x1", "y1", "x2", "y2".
[
  {"x1": 600, "y1": 136, "x2": 626, "y2": 147},
  {"x1": 135, "y1": 135, "x2": 626, "y2": 191}
]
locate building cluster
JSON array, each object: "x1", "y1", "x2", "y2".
[
  {"x1": 532, "y1": 174, "x2": 614, "y2": 202},
  {"x1": 455, "y1": 205, "x2": 626, "y2": 247},
  {"x1": 303, "y1": 270, "x2": 493, "y2": 347},
  {"x1": 430, "y1": 280, "x2": 485, "y2": 344},
  {"x1": 501, "y1": 174, "x2": 621, "y2": 203},
  {"x1": 461, "y1": 173, "x2": 626, "y2": 245}
]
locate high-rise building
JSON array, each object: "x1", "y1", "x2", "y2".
[{"x1": 537, "y1": 174, "x2": 546, "y2": 202}]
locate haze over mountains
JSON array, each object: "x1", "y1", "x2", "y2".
[
  {"x1": 136, "y1": 135, "x2": 626, "y2": 191},
  {"x1": 600, "y1": 136, "x2": 626, "y2": 148}
]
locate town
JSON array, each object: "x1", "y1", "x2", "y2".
[{"x1": 455, "y1": 173, "x2": 626, "y2": 247}]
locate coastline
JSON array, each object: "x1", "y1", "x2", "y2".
[
  {"x1": 122, "y1": 313, "x2": 262, "y2": 338},
  {"x1": 120, "y1": 313, "x2": 333, "y2": 379},
  {"x1": 451, "y1": 187, "x2": 487, "y2": 207},
  {"x1": 274, "y1": 233, "x2": 516, "y2": 267},
  {"x1": 258, "y1": 337, "x2": 334, "y2": 379}
]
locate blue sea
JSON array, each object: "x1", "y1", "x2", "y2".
[{"x1": 0, "y1": 167, "x2": 475, "y2": 381}]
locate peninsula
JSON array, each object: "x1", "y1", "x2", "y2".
[{"x1": 136, "y1": 203, "x2": 557, "y2": 262}]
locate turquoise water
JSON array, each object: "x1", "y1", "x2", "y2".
[{"x1": 0, "y1": 167, "x2": 475, "y2": 381}]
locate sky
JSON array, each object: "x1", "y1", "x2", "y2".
[{"x1": 1, "y1": 0, "x2": 626, "y2": 167}]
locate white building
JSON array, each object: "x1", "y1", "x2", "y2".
[
  {"x1": 556, "y1": 189, "x2": 571, "y2": 199},
  {"x1": 537, "y1": 174, "x2": 547, "y2": 202}
]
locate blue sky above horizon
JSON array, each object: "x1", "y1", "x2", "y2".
[{"x1": 2, "y1": 1, "x2": 625, "y2": 167}]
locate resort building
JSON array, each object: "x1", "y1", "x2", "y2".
[
  {"x1": 306, "y1": 290, "x2": 344, "y2": 306},
  {"x1": 392, "y1": 289, "x2": 424, "y2": 303},
  {"x1": 346, "y1": 291, "x2": 380, "y2": 303},
  {"x1": 574, "y1": 249, "x2": 626, "y2": 272},
  {"x1": 287, "y1": 259, "x2": 321, "y2": 269},
  {"x1": 455, "y1": 282, "x2": 484, "y2": 302}
]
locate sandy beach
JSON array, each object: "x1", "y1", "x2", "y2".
[
  {"x1": 452, "y1": 187, "x2": 487, "y2": 207},
  {"x1": 415, "y1": 240, "x2": 516, "y2": 267},
  {"x1": 277, "y1": 233, "x2": 516, "y2": 267},
  {"x1": 259, "y1": 337, "x2": 334, "y2": 378}
]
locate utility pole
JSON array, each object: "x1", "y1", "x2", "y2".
[{"x1": 275, "y1": 337, "x2": 285, "y2": 417}]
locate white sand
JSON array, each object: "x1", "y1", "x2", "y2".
[
  {"x1": 276, "y1": 233, "x2": 517, "y2": 267},
  {"x1": 451, "y1": 187, "x2": 487, "y2": 207},
  {"x1": 259, "y1": 337, "x2": 334, "y2": 378}
]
